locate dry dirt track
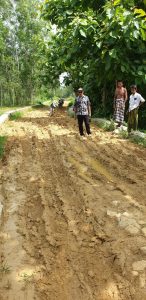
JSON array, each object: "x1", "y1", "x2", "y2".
[{"x1": 0, "y1": 107, "x2": 146, "y2": 300}]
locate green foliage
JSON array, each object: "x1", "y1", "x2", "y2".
[
  {"x1": 0, "y1": 136, "x2": 7, "y2": 158},
  {"x1": 103, "y1": 120, "x2": 115, "y2": 132},
  {"x1": 129, "y1": 135, "x2": 146, "y2": 147},
  {"x1": 92, "y1": 118, "x2": 115, "y2": 131},
  {"x1": 0, "y1": 107, "x2": 22, "y2": 115},
  {"x1": 119, "y1": 130, "x2": 129, "y2": 139},
  {"x1": 67, "y1": 97, "x2": 75, "y2": 107},
  {"x1": 41, "y1": 0, "x2": 146, "y2": 127},
  {"x1": 68, "y1": 109, "x2": 75, "y2": 118},
  {"x1": 9, "y1": 111, "x2": 23, "y2": 120},
  {"x1": 92, "y1": 106, "x2": 107, "y2": 118},
  {"x1": 0, "y1": 0, "x2": 49, "y2": 106}
]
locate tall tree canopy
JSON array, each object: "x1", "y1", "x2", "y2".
[
  {"x1": 0, "y1": 0, "x2": 48, "y2": 105},
  {"x1": 42, "y1": 0, "x2": 146, "y2": 115}
]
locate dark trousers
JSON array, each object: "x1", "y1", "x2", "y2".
[{"x1": 77, "y1": 115, "x2": 91, "y2": 136}]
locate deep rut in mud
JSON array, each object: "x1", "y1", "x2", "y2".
[{"x1": 0, "y1": 108, "x2": 146, "y2": 300}]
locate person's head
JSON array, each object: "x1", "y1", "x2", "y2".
[
  {"x1": 130, "y1": 84, "x2": 137, "y2": 94},
  {"x1": 117, "y1": 80, "x2": 123, "y2": 88},
  {"x1": 78, "y1": 88, "x2": 84, "y2": 96}
]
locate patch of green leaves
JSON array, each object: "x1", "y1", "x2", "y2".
[
  {"x1": 129, "y1": 135, "x2": 146, "y2": 147},
  {"x1": 68, "y1": 99, "x2": 74, "y2": 107},
  {"x1": 103, "y1": 120, "x2": 115, "y2": 132},
  {"x1": 119, "y1": 130, "x2": 129, "y2": 139},
  {"x1": 9, "y1": 111, "x2": 23, "y2": 120},
  {"x1": 0, "y1": 136, "x2": 7, "y2": 158}
]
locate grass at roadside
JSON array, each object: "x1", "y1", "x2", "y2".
[
  {"x1": 0, "y1": 136, "x2": 7, "y2": 158},
  {"x1": 92, "y1": 118, "x2": 115, "y2": 132},
  {"x1": 0, "y1": 107, "x2": 25, "y2": 116},
  {"x1": 9, "y1": 111, "x2": 23, "y2": 120},
  {"x1": 92, "y1": 117, "x2": 146, "y2": 148},
  {"x1": 129, "y1": 135, "x2": 146, "y2": 147}
]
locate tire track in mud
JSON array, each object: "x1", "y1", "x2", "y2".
[
  {"x1": 18, "y1": 135, "x2": 115, "y2": 300},
  {"x1": 0, "y1": 109, "x2": 146, "y2": 299}
]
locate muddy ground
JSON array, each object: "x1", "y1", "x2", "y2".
[{"x1": 0, "y1": 107, "x2": 146, "y2": 300}]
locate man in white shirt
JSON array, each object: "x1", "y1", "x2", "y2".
[{"x1": 128, "y1": 85, "x2": 145, "y2": 133}]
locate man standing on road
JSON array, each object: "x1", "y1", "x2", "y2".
[
  {"x1": 128, "y1": 85, "x2": 145, "y2": 133},
  {"x1": 114, "y1": 80, "x2": 128, "y2": 127},
  {"x1": 74, "y1": 88, "x2": 91, "y2": 136}
]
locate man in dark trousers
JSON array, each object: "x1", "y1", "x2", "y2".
[{"x1": 74, "y1": 88, "x2": 91, "y2": 136}]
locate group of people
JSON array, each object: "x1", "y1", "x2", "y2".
[
  {"x1": 114, "y1": 80, "x2": 145, "y2": 133},
  {"x1": 74, "y1": 83, "x2": 145, "y2": 136},
  {"x1": 49, "y1": 98, "x2": 64, "y2": 116}
]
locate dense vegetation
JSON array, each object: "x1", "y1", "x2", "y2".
[
  {"x1": 0, "y1": 0, "x2": 146, "y2": 127},
  {"x1": 0, "y1": 0, "x2": 49, "y2": 106},
  {"x1": 41, "y1": 0, "x2": 146, "y2": 127}
]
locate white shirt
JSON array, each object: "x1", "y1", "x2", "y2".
[{"x1": 129, "y1": 92, "x2": 145, "y2": 112}]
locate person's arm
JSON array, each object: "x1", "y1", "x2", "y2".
[
  {"x1": 88, "y1": 105, "x2": 91, "y2": 117},
  {"x1": 114, "y1": 89, "x2": 117, "y2": 108},
  {"x1": 126, "y1": 97, "x2": 130, "y2": 114},
  {"x1": 139, "y1": 95, "x2": 145, "y2": 107},
  {"x1": 87, "y1": 97, "x2": 91, "y2": 116},
  {"x1": 124, "y1": 88, "x2": 128, "y2": 102}
]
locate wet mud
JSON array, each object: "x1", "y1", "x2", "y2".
[{"x1": 0, "y1": 108, "x2": 146, "y2": 299}]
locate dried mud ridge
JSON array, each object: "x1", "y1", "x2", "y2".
[{"x1": 0, "y1": 108, "x2": 146, "y2": 300}]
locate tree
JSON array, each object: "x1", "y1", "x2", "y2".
[
  {"x1": 0, "y1": 0, "x2": 48, "y2": 106},
  {"x1": 41, "y1": 0, "x2": 146, "y2": 116}
]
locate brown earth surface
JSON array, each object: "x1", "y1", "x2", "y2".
[{"x1": 0, "y1": 107, "x2": 146, "y2": 300}]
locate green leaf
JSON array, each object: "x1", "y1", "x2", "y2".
[
  {"x1": 121, "y1": 65, "x2": 125, "y2": 72},
  {"x1": 79, "y1": 29, "x2": 86, "y2": 38},
  {"x1": 138, "y1": 71, "x2": 143, "y2": 76}
]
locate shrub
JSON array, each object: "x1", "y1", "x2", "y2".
[
  {"x1": 129, "y1": 135, "x2": 146, "y2": 147},
  {"x1": 103, "y1": 120, "x2": 115, "y2": 132},
  {"x1": 0, "y1": 136, "x2": 7, "y2": 158},
  {"x1": 119, "y1": 131, "x2": 129, "y2": 139},
  {"x1": 68, "y1": 100, "x2": 74, "y2": 108},
  {"x1": 9, "y1": 111, "x2": 23, "y2": 120}
]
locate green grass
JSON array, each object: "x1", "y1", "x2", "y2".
[
  {"x1": 118, "y1": 131, "x2": 129, "y2": 139},
  {"x1": 0, "y1": 263, "x2": 11, "y2": 274},
  {"x1": 67, "y1": 99, "x2": 74, "y2": 108},
  {"x1": 129, "y1": 135, "x2": 146, "y2": 147},
  {"x1": 0, "y1": 136, "x2": 7, "y2": 158},
  {"x1": 9, "y1": 111, "x2": 23, "y2": 120},
  {"x1": 0, "y1": 107, "x2": 24, "y2": 116},
  {"x1": 92, "y1": 118, "x2": 115, "y2": 132},
  {"x1": 103, "y1": 120, "x2": 115, "y2": 132}
]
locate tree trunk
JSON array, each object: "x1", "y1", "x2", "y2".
[{"x1": 101, "y1": 83, "x2": 107, "y2": 111}]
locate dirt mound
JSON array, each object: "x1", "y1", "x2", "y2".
[{"x1": 0, "y1": 108, "x2": 146, "y2": 300}]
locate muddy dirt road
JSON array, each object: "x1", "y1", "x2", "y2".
[{"x1": 0, "y1": 107, "x2": 146, "y2": 300}]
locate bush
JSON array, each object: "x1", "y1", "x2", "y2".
[
  {"x1": 103, "y1": 120, "x2": 115, "y2": 131},
  {"x1": 119, "y1": 131, "x2": 129, "y2": 139},
  {"x1": 0, "y1": 136, "x2": 7, "y2": 158},
  {"x1": 129, "y1": 135, "x2": 146, "y2": 147},
  {"x1": 92, "y1": 118, "x2": 115, "y2": 131},
  {"x1": 9, "y1": 111, "x2": 23, "y2": 120},
  {"x1": 68, "y1": 99, "x2": 74, "y2": 108},
  {"x1": 68, "y1": 106, "x2": 75, "y2": 118}
]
